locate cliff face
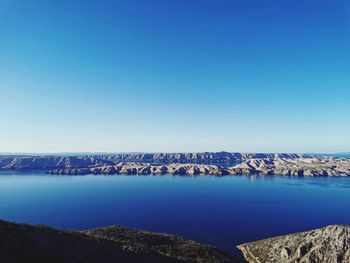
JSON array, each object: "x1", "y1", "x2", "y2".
[
  {"x1": 1, "y1": 153, "x2": 350, "y2": 177},
  {"x1": 237, "y1": 225, "x2": 350, "y2": 263},
  {"x1": 0, "y1": 219, "x2": 236, "y2": 263}
]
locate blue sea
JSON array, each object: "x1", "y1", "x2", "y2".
[{"x1": 1, "y1": 171, "x2": 350, "y2": 259}]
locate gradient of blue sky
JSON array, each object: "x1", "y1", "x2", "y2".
[{"x1": 0, "y1": 0, "x2": 349, "y2": 153}]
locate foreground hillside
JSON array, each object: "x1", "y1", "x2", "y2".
[
  {"x1": 237, "y1": 225, "x2": 350, "y2": 263},
  {"x1": 1, "y1": 152, "x2": 350, "y2": 176},
  {"x1": 2, "y1": 219, "x2": 350, "y2": 263},
  {"x1": 0, "y1": 220, "x2": 236, "y2": 263}
]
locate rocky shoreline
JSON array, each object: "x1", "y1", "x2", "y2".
[
  {"x1": 237, "y1": 225, "x2": 350, "y2": 263},
  {"x1": 1, "y1": 152, "x2": 350, "y2": 176}
]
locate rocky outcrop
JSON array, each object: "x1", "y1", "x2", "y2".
[
  {"x1": 0, "y1": 219, "x2": 236, "y2": 263},
  {"x1": 1, "y1": 153, "x2": 350, "y2": 177},
  {"x1": 237, "y1": 225, "x2": 350, "y2": 263}
]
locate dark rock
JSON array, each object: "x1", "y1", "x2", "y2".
[{"x1": 0, "y1": 219, "x2": 237, "y2": 263}]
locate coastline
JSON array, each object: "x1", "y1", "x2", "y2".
[{"x1": 1, "y1": 152, "x2": 350, "y2": 177}]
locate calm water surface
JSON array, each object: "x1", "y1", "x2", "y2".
[{"x1": 1, "y1": 171, "x2": 350, "y2": 258}]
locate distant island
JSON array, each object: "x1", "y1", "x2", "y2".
[{"x1": 1, "y1": 152, "x2": 350, "y2": 176}]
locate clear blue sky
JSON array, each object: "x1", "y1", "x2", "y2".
[{"x1": 0, "y1": 0, "x2": 349, "y2": 153}]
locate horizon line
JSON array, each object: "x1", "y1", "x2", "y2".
[{"x1": 0, "y1": 151, "x2": 349, "y2": 156}]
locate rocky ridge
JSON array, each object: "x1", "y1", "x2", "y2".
[
  {"x1": 0, "y1": 152, "x2": 302, "y2": 170},
  {"x1": 229, "y1": 156, "x2": 350, "y2": 176},
  {"x1": 84, "y1": 225, "x2": 236, "y2": 263},
  {"x1": 0, "y1": 219, "x2": 236, "y2": 263},
  {"x1": 237, "y1": 225, "x2": 350, "y2": 263},
  {"x1": 1, "y1": 153, "x2": 350, "y2": 176},
  {"x1": 48, "y1": 157, "x2": 350, "y2": 177}
]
